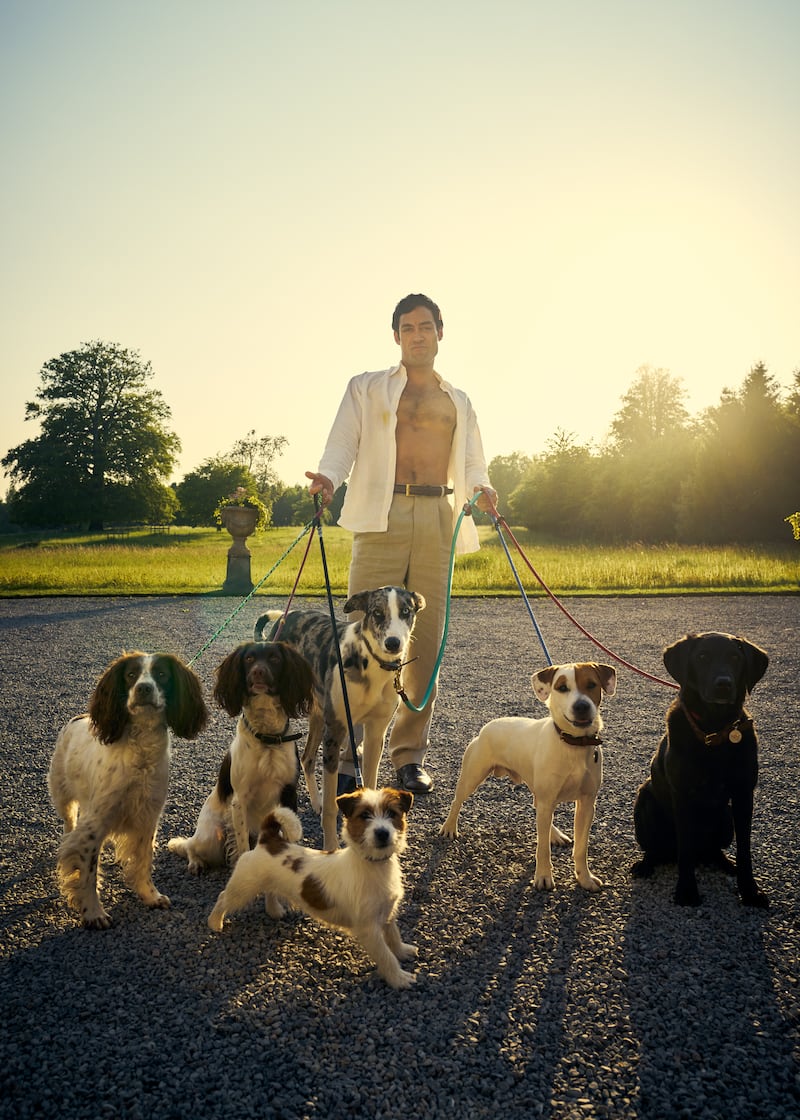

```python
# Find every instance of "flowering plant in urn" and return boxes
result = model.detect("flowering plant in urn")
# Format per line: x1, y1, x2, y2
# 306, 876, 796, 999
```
214, 487, 269, 532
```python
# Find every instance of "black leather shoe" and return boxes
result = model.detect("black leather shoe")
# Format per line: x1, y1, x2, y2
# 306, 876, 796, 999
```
395, 763, 434, 793
337, 772, 357, 797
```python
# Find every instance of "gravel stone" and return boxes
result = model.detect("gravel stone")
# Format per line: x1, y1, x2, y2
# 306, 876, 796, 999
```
1, 593, 798, 1119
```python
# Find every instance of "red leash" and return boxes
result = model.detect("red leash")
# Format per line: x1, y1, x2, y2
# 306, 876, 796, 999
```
270, 506, 323, 640
489, 508, 679, 691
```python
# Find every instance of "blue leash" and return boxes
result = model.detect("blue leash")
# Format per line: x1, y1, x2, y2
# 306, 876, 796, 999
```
489, 513, 553, 665
395, 493, 552, 712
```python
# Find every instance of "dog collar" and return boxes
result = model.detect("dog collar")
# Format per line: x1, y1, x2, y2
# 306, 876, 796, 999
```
680, 702, 753, 747
555, 724, 603, 748
241, 712, 303, 746
361, 633, 404, 673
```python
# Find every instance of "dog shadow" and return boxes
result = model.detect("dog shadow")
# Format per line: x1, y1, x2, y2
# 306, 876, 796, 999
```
396, 820, 618, 1112
623, 868, 798, 1115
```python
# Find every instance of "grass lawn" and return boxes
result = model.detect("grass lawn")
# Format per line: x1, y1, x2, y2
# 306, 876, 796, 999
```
0, 524, 797, 597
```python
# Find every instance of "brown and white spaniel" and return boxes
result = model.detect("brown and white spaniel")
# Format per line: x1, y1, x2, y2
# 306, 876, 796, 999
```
168, 641, 315, 873
48, 651, 208, 928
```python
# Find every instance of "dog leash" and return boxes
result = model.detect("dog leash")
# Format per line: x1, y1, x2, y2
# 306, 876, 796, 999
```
269, 510, 322, 642
487, 509, 553, 665
313, 496, 364, 787
188, 519, 319, 666
393, 491, 486, 713
484, 501, 679, 692
394, 490, 553, 712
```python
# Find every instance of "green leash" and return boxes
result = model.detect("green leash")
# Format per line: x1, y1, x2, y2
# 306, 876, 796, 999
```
395, 492, 483, 712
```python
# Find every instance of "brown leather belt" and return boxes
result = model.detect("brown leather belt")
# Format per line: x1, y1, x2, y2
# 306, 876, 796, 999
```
393, 484, 454, 497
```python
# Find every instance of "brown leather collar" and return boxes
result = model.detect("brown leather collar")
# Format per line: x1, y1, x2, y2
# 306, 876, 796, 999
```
679, 701, 753, 746
554, 722, 603, 748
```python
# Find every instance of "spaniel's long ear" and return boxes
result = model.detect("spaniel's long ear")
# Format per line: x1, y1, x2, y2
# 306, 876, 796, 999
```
277, 644, 317, 719
89, 653, 139, 745
213, 646, 247, 716
162, 656, 208, 739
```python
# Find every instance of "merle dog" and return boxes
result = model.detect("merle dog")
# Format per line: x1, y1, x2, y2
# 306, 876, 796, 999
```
632, 631, 769, 907
254, 587, 425, 849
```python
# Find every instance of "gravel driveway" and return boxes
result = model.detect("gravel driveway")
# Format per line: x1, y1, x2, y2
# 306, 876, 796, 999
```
1, 593, 798, 1120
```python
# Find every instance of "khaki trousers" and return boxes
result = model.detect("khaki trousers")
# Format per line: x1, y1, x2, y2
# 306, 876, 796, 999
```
347, 493, 452, 771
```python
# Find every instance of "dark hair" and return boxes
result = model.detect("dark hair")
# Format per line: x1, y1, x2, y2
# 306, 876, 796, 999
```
391, 293, 443, 332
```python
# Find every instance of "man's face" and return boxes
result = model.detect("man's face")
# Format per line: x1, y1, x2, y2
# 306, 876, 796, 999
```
394, 306, 443, 369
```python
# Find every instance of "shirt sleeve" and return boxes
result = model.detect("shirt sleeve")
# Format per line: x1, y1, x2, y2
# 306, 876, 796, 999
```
317, 376, 364, 492
464, 396, 491, 491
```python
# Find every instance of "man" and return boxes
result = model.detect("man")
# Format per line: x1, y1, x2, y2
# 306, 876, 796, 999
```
306, 293, 496, 794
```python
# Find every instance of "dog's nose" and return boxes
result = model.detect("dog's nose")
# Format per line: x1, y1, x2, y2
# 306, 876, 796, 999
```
373, 827, 390, 847
573, 698, 591, 719
385, 637, 401, 654
712, 674, 735, 699
134, 681, 155, 698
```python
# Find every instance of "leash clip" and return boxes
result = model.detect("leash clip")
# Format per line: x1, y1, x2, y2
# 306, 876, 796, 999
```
393, 656, 418, 699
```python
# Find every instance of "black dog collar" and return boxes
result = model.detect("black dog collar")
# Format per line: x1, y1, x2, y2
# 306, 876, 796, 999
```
361, 632, 404, 673
241, 712, 302, 746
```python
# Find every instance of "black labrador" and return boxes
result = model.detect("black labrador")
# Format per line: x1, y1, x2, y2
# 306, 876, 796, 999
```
632, 631, 769, 907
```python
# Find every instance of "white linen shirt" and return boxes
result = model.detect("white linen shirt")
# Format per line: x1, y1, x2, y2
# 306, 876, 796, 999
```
317, 364, 491, 555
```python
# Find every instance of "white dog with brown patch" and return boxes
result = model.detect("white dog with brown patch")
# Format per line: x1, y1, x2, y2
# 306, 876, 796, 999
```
440, 662, 617, 891
208, 787, 417, 989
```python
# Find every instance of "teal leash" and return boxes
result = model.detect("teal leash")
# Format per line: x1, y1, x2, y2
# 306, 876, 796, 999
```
395, 492, 484, 713
188, 518, 317, 667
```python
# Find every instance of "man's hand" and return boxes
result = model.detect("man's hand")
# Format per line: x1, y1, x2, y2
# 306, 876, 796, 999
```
306, 471, 334, 506
473, 485, 498, 513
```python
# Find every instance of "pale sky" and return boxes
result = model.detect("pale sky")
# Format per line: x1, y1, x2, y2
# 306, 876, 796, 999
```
1, 0, 797, 493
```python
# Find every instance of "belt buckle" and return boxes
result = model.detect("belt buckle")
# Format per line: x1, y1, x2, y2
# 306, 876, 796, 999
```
405, 484, 413, 496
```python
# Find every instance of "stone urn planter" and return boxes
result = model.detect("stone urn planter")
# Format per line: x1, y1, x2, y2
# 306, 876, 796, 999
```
220, 506, 259, 594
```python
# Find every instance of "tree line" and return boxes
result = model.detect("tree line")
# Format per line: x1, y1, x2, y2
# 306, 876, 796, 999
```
2, 341, 798, 544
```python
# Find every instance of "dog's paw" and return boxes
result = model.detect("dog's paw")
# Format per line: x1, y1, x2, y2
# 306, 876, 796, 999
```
740, 886, 769, 909
577, 872, 603, 892
207, 904, 225, 932
83, 910, 113, 930
550, 824, 571, 847
438, 822, 459, 840
146, 892, 171, 910
534, 871, 555, 891
265, 893, 287, 919
674, 882, 701, 906
386, 969, 416, 990
397, 942, 418, 962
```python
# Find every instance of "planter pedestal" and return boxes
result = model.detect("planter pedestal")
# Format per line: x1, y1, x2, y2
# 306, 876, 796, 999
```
220, 507, 258, 594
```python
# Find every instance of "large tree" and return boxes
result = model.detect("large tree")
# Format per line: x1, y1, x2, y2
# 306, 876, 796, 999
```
3, 341, 180, 530
609, 365, 690, 451
175, 458, 259, 527
227, 430, 288, 491
678, 362, 800, 541
487, 452, 534, 518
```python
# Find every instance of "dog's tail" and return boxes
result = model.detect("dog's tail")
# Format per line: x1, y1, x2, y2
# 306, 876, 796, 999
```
253, 609, 283, 641
257, 806, 303, 850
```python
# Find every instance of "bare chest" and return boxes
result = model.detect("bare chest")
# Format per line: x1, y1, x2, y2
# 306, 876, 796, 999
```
396, 383, 456, 436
